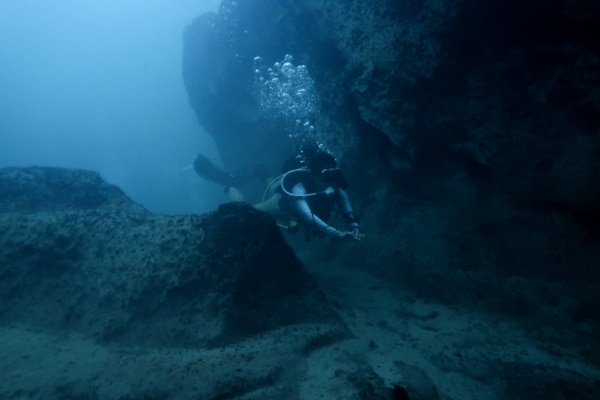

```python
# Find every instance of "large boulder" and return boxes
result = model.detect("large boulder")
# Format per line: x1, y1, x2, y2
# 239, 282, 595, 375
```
0, 166, 344, 347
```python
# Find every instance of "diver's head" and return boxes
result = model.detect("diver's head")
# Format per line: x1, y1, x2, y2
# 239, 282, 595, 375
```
309, 151, 337, 174
309, 151, 348, 188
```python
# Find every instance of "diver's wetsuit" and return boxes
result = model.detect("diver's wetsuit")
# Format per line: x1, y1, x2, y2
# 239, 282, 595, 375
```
194, 150, 359, 238
279, 180, 359, 238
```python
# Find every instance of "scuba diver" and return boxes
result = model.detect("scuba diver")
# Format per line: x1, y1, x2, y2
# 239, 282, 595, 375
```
193, 149, 363, 241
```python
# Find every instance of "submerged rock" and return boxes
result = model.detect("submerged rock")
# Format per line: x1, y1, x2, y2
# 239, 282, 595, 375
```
0, 166, 145, 214
0, 166, 344, 347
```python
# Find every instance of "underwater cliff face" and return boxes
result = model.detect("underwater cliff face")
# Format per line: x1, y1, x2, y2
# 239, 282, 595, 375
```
182, 0, 599, 326
184, 0, 599, 210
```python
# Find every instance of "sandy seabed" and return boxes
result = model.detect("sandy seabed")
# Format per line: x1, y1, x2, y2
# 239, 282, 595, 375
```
2, 254, 598, 400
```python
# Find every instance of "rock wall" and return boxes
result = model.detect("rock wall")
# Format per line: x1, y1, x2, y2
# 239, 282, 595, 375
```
182, 0, 600, 328
183, 0, 599, 203
0, 167, 343, 347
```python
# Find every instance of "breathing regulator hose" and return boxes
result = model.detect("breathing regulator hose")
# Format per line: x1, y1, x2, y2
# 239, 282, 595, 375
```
280, 168, 331, 199
261, 167, 335, 205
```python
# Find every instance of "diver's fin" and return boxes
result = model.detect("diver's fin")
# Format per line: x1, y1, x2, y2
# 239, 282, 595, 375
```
193, 153, 239, 187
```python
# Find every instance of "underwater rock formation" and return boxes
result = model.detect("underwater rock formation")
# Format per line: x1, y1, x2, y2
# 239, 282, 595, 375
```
0, 170, 597, 398
0, 167, 343, 347
183, 0, 600, 209
182, 0, 600, 339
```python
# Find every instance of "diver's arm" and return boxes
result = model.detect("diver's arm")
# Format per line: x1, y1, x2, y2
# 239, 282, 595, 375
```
335, 188, 359, 230
289, 183, 345, 238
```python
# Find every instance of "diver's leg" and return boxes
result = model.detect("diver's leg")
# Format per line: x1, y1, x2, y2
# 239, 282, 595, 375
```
228, 187, 245, 202
194, 153, 240, 187
254, 193, 284, 218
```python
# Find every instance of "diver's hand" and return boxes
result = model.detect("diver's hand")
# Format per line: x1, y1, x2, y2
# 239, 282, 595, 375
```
352, 227, 365, 240
341, 228, 364, 240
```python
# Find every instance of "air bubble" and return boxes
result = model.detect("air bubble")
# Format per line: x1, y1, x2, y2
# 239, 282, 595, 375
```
252, 54, 322, 151
281, 62, 295, 76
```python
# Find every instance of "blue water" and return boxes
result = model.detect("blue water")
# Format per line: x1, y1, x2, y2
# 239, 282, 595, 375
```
0, 0, 223, 214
